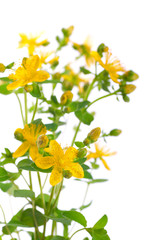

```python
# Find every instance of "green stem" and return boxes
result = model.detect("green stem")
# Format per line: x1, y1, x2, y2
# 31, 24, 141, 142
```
0, 204, 14, 239
24, 90, 28, 124
15, 93, 25, 126
37, 172, 46, 212
42, 173, 49, 189
82, 183, 90, 206
86, 89, 120, 110
69, 228, 85, 239
29, 171, 33, 190
71, 121, 81, 146
31, 98, 38, 122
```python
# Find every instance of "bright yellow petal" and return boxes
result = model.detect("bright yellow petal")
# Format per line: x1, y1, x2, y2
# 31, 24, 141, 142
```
100, 157, 110, 170
35, 156, 55, 169
65, 163, 84, 178
64, 147, 78, 163
87, 152, 98, 160
49, 167, 63, 186
7, 80, 24, 90
32, 70, 50, 82
13, 141, 30, 158
29, 145, 41, 161
24, 55, 40, 71
45, 140, 64, 160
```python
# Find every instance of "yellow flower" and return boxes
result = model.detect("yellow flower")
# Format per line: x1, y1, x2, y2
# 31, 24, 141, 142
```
60, 91, 73, 105
87, 143, 116, 170
72, 37, 94, 67
7, 55, 50, 90
0, 63, 5, 73
13, 123, 48, 161
91, 49, 126, 84
35, 140, 84, 186
19, 33, 48, 55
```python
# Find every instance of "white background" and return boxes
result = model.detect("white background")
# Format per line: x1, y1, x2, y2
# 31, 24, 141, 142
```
0, 0, 159, 239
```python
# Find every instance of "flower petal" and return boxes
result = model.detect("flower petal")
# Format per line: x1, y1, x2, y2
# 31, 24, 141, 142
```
13, 141, 30, 158
29, 145, 41, 161
64, 147, 78, 163
65, 163, 84, 178
44, 140, 64, 160
7, 80, 24, 91
35, 156, 55, 169
32, 70, 50, 82
100, 157, 110, 170
49, 167, 63, 186
24, 55, 40, 71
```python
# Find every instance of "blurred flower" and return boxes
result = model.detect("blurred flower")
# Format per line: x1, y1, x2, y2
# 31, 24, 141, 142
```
35, 140, 84, 186
7, 55, 50, 90
0, 63, 5, 73
87, 143, 116, 170
91, 48, 126, 84
60, 91, 73, 105
13, 123, 48, 161
72, 37, 95, 67
19, 33, 49, 55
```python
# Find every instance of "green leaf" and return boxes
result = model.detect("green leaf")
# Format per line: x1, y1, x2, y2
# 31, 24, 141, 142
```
75, 109, 94, 125
69, 101, 90, 112
80, 66, 91, 74
87, 179, 108, 185
17, 159, 36, 171
5, 62, 14, 69
47, 208, 71, 225
63, 210, 87, 227
35, 194, 55, 209
92, 228, 110, 240
45, 123, 58, 132
0, 77, 12, 82
0, 83, 12, 95
0, 167, 10, 182
93, 215, 108, 229
80, 201, 92, 211
83, 170, 93, 180
14, 190, 35, 200
75, 141, 85, 148
30, 83, 41, 98
0, 182, 13, 192
20, 208, 46, 227
0, 158, 15, 166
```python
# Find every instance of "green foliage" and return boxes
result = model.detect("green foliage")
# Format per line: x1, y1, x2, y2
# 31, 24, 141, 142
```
14, 189, 35, 200
0, 182, 13, 192
45, 123, 58, 132
80, 67, 91, 74
29, 83, 41, 98
63, 210, 87, 227
0, 83, 12, 95
75, 109, 94, 125
17, 159, 52, 173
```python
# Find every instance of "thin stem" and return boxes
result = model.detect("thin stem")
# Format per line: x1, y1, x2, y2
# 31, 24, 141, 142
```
24, 90, 28, 124
86, 89, 120, 110
69, 228, 85, 240
82, 183, 90, 206
20, 172, 30, 188
37, 172, 46, 212
71, 121, 81, 146
31, 98, 38, 122
42, 173, 49, 189
29, 171, 33, 190
15, 93, 25, 126
0, 204, 14, 239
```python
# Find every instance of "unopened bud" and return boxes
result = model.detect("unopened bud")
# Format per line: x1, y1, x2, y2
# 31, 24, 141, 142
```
0, 63, 6, 73
109, 129, 122, 136
37, 135, 49, 148
63, 170, 72, 179
83, 127, 101, 145
87, 127, 101, 142
60, 91, 73, 105
77, 148, 87, 158
124, 84, 136, 94
67, 25, 74, 36
124, 70, 139, 81
14, 128, 24, 141
24, 85, 33, 92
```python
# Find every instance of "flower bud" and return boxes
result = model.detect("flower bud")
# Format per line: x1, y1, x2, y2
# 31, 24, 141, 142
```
123, 84, 136, 94
63, 170, 72, 179
14, 128, 24, 141
83, 127, 101, 145
77, 148, 87, 158
60, 91, 73, 105
37, 134, 49, 148
124, 70, 139, 81
0, 63, 6, 73
87, 127, 101, 142
109, 129, 122, 136
24, 85, 33, 92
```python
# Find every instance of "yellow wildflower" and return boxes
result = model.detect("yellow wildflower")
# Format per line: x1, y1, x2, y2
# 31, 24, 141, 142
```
73, 37, 94, 67
91, 48, 126, 84
60, 91, 73, 105
7, 55, 50, 90
13, 123, 48, 161
87, 143, 116, 170
35, 140, 84, 186
19, 33, 48, 55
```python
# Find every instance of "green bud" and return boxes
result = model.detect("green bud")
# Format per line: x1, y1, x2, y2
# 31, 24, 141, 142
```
14, 129, 24, 141
77, 148, 87, 158
63, 170, 72, 179
109, 129, 122, 136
